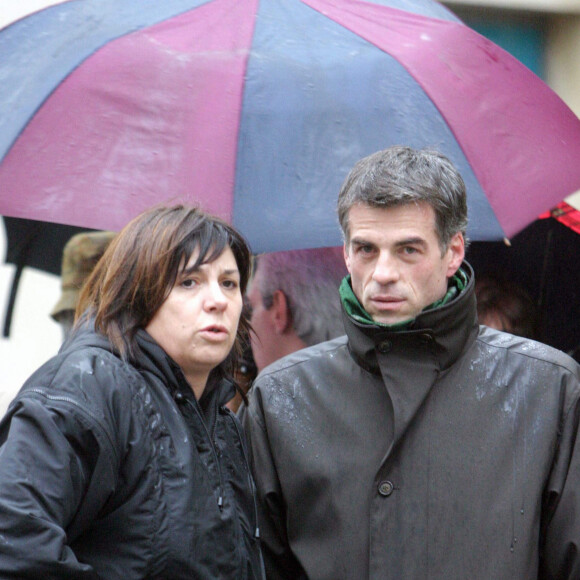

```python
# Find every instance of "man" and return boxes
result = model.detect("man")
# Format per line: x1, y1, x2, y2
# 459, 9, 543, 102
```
242, 146, 580, 579
246, 247, 347, 372
51, 230, 116, 341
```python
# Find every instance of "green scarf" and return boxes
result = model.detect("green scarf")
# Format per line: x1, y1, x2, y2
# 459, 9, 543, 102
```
339, 267, 468, 330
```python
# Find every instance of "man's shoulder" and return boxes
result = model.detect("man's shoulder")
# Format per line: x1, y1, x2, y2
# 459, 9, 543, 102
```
476, 326, 579, 374
243, 336, 349, 427
258, 335, 349, 379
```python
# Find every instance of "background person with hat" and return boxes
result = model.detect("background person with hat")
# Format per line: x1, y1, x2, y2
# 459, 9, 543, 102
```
51, 230, 116, 341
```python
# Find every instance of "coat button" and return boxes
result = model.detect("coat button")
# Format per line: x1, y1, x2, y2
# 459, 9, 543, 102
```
377, 340, 392, 354
378, 480, 394, 497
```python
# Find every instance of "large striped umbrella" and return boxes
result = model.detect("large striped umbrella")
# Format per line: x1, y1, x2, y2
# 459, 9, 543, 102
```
1, 0, 580, 252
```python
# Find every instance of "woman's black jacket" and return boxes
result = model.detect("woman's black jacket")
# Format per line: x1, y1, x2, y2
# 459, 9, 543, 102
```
0, 326, 264, 579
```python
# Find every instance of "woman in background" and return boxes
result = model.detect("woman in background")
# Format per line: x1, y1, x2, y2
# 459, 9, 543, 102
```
0, 205, 264, 579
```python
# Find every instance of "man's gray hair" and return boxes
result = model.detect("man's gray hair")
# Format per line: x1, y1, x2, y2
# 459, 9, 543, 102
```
337, 146, 469, 252
255, 247, 347, 346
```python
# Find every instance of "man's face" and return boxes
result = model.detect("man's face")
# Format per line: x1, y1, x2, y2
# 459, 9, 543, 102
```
245, 265, 278, 372
344, 203, 464, 325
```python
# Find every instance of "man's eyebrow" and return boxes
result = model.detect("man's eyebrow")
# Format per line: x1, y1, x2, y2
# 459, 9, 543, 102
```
350, 237, 373, 246
395, 237, 426, 247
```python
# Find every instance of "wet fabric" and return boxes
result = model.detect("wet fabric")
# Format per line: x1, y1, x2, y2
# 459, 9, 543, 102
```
242, 261, 580, 579
0, 326, 264, 579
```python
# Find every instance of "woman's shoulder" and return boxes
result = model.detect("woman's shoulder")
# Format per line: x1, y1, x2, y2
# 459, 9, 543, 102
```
12, 332, 142, 426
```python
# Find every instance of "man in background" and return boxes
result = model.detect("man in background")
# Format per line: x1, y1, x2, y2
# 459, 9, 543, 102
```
51, 231, 116, 341
245, 247, 347, 373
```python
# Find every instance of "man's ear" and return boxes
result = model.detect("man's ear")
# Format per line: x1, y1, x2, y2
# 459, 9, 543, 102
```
343, 243, 352, 274
446, 232, 465, 278
270, 290, 292, 334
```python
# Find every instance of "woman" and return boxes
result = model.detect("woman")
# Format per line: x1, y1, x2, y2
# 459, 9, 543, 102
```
0, 206, 264, 579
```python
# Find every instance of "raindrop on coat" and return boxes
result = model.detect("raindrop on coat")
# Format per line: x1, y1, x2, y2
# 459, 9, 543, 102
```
75, 359, 93, 375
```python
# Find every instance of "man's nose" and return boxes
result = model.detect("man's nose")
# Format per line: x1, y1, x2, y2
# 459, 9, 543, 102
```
372, 252, 399, 285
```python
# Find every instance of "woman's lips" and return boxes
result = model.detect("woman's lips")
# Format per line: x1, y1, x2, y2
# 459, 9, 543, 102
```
200, 324, 229, 340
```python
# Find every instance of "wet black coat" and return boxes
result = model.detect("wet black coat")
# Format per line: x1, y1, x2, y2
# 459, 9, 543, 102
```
0, 327, 264, 579
242, 263, 580, 579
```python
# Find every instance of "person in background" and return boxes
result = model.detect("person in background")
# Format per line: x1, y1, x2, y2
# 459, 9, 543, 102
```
475, 274, 538, 339
245, 247, 347, 373
50, 230, 117, 341
242, 146, 580, 579
0, 205, 264, 579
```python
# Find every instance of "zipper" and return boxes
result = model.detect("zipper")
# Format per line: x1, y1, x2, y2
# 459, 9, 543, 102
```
224, 408, 261, 540
170, 359, 227, 511
179, 394, 226, 510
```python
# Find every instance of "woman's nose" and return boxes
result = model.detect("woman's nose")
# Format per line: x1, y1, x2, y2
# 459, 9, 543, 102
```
204, 283, 228, 311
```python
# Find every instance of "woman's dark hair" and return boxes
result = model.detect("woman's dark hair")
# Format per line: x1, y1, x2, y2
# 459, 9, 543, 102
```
77, 205, 252, 386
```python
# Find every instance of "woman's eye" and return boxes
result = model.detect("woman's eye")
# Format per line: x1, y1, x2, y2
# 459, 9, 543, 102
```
181, 279, 197, 288
222, 279, 239, 290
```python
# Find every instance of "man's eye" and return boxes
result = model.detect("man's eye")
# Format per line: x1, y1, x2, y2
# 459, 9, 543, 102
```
354, 244, 373, 254
403, 247, 418, 255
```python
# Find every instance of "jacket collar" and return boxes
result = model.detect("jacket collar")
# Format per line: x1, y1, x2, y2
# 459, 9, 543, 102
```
343, 261, 478, 375
343, 261, 479, 455
134, 329, 236, 408
64, 322, 235, 408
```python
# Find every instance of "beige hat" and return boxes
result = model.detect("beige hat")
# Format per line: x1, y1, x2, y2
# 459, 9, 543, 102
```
50, 231, 116, 321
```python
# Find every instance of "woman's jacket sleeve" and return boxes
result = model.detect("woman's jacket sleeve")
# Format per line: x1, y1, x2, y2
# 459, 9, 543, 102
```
0, 383, 119, 579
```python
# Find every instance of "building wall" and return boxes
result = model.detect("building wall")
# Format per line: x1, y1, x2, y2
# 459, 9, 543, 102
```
445, 0, 580, 13
546, 15, 580, 116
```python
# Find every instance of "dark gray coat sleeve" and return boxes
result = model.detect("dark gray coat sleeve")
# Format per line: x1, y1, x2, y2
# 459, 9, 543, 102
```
240, 385, 307, 580
0, 389, 118, 579
540, 366, 580, 580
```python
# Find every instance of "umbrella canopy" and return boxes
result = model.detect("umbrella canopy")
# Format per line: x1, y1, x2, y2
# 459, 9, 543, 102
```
467, 217, 580, 359
3, 217, 96, 277
1, 0, 580, 252
1, 216, 98, 336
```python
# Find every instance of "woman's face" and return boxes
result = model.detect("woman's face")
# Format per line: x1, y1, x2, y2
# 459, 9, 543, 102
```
145, 246, 243, 394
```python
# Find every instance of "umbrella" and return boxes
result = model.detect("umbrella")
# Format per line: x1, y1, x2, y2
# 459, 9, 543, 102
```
1, 216, 98, 336
3, 217, 96, 278
539, 200, 580, 236
1, 0, 580, 253
467, 217, 580, 359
